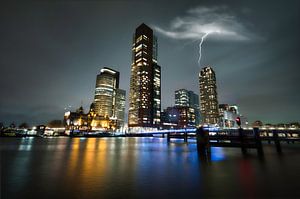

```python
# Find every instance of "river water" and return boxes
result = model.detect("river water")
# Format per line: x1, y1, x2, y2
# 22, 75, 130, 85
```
1, 137, 299, 198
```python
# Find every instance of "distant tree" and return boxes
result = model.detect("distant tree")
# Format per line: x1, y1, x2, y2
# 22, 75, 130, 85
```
19, 122, 29, 129
47, 120, 64, 128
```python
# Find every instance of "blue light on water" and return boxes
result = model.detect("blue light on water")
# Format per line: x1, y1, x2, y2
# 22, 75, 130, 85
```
210, 147, 226, 162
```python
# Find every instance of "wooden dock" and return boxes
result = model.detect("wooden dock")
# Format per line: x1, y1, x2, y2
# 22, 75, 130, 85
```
165, 127, 300, 155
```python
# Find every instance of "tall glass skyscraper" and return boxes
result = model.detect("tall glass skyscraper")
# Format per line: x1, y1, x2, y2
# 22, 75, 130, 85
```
199, 66, 219, 125
94, 67, 125, 128
128, 23, 161, 130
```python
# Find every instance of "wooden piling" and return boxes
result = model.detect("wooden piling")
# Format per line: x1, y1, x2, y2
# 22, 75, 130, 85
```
196, 127, 210, 154
167, 132, 170, 142
184, 131, 188, 142
254, 127, 263, 155
239, 128, 247, 154
273, 130, 282, 153
216, 131, 219, 143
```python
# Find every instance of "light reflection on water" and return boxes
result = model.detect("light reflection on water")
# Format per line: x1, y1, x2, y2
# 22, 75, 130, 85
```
1, 137, 300, 199
210, 147, 225, 162
18, 137, 33, 151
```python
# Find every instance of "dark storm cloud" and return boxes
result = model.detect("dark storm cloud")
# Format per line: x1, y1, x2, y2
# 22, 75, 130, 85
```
0, 0, 299, 125
154, 5, 255, 41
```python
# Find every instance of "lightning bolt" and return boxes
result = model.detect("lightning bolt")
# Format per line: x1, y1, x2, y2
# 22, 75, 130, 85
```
198, 32, 210, 67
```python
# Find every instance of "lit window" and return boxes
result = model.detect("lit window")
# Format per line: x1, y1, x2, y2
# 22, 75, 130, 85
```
136, 35, 143, 43
136, 44, 142, 52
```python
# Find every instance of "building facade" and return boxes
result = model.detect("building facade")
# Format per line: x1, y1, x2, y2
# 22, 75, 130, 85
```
115, 89, 126, 127
161, 106, 195, 129
219, 104, 249, 128
128, 23, 161, 130
199, 66, 219, 125
175, 89, 200, 126
93, 67, 125, 129
94, 67, 119, 118
175, 89, 189, 107
219, 104, 238, 128
64, 106, 113, 133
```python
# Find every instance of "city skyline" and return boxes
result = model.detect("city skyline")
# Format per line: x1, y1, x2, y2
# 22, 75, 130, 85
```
1, 0, 299, 125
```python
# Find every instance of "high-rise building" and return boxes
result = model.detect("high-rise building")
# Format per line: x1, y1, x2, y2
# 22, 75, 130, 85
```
115, 89, 126, 127
175, 89, 189, 106
94, 67, 119, 118
175, 89, 200, 126
94, 67, 125, 129
199, 66, 219, 125
128, 23, 161, 130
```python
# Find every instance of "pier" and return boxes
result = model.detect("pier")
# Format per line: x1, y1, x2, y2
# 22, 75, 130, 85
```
148, 127, 300, 155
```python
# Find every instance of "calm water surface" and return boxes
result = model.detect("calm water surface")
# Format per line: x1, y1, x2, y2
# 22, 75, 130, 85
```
1, 137, 300, 198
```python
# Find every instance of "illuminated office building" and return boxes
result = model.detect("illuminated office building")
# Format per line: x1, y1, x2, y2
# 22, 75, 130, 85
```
128, 23, 161, 130
94, 67, 125, 129
161, 106, 195, 129
175, 89, 189, 106
199, 66, 219, 125
175, 89, 200, 126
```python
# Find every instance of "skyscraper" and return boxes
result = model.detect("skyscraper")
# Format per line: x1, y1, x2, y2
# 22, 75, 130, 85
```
199, 66, 219, 125
94, 67, 119, 118
94, 67, 126, 128
128, 23, 161, 130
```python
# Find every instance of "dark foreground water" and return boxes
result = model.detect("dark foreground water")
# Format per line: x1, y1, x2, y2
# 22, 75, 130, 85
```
1, 137, 300, 199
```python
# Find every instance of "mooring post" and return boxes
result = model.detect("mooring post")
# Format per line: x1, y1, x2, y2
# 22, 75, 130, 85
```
204, 129, 210, 153
273, 130, 282, 153
167, 132, 170, 142
254, 127, 263, 155
286, 132, 290, 144
291, 132, 295, 144
196, 127, 210, 154
239, 127, 247, 154
184, 131, 188, 142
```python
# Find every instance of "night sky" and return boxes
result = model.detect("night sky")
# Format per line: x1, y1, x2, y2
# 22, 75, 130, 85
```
1, 0, 299, 126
